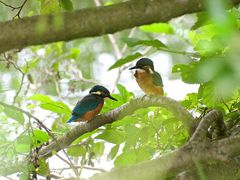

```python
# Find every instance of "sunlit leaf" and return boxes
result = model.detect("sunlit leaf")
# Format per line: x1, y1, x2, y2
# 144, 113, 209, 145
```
40, 0, 61, 14
40, 101, 71, 116
96, 129, 126, 144
92, 142, 105, 156
15, 143, 30, 153
123, 38, 167, 49
192, 12, 211, 30
198, 83, 219, 107
108, 53, 142, 70
29, 94, 52, 103
70, 48, 81, 59
108, 144, 119, 160
116, 84, 133, 103
136, 147, 152, 162
140, 23, 174, 34
33, 129, 50, 146
114, 150, 136, 167
67, 145, 86, 157
4, 107, 25, 124
59, 0, 73, 11
37, 159, 49, 176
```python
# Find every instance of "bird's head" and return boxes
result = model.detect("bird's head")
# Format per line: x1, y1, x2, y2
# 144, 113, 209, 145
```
129, 58, 154, 73
89, 85, 117, 101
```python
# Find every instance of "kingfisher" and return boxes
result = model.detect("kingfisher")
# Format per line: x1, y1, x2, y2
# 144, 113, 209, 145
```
67, 85, 117, 123
129, 58, 164, 96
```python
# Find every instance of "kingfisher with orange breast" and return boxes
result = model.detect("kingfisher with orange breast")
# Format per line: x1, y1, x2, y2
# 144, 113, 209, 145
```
129, 58, 164, 96
67, 85, 117, 123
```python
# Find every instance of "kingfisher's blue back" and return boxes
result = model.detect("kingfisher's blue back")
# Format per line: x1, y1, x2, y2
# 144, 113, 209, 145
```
67, 94, 104, 123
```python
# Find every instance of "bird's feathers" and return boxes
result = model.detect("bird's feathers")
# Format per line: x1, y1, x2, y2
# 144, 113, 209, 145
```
152, 72, 163, 87
67, 95, 103, 123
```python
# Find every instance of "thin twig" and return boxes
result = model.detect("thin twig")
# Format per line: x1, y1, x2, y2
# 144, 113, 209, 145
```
2, 53, 26, 104
56, 153, 80, 178
0, 101, 51, 132
0, 0, 17, 9
0, 0, 28, 18
54, 165, 106, 172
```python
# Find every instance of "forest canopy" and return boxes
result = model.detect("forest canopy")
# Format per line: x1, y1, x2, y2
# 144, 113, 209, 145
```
0, 0, 240, 179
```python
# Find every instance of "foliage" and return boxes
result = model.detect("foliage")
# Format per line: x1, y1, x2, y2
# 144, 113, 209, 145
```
0, 0, 240, 179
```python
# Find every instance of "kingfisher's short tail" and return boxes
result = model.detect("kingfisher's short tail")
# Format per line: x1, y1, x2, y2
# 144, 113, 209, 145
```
67, 115, 78, 123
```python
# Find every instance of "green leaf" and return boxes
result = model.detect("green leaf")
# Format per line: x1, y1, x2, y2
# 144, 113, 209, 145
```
33, 130, 50, 146
181, 93, 198, 109
116, 84, 133, 103
192, 12, 210, 30
139, 126, 155, 144
96, 129, 126, 144
114, 150, 136, 167
40, 0, 61, 14
198, 83, 219, 107
15, 143, 30, 153
4, 107, 25, 124
67, 145, 86, 157
40, 101, 71, 116
22, 58, 39, 73
10, 77, 20, 90
123, 38, 168, 49
30, 94, 71, 116
172, 63, 199, 84
29, 94, 52, 103
37, 159, 49, 176
59, 0, 73, 11
92, 142, 105, 156
70, 48, 80, 59
108, 145, 119, 160
140, 23, 174, 34
136, 147, 151, 162
108, 53, 142, 71
124, 125, 140, 148
20, 172, 29, 180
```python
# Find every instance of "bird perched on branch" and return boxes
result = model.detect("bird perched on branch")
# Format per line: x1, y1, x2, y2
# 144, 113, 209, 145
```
67, 85, 117, 123
129, 58, 164, 96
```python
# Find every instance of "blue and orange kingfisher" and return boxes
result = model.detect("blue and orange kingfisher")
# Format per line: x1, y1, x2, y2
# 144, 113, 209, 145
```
129, 58, 164, 96
67, 85, 117, 123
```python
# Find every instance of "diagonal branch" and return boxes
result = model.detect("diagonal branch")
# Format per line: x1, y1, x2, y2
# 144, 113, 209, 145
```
1, 0, 240, 53
38, 96, 195, 158
189, 110, 223, 142
0, 96, 194, 176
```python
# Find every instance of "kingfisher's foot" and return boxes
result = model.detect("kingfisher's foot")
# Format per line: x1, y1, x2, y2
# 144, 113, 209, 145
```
141, 95, 147, 101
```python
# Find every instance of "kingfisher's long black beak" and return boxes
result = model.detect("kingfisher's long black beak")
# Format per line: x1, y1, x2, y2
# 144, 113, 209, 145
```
108, 95, 118, 101
129, 66, 137, 70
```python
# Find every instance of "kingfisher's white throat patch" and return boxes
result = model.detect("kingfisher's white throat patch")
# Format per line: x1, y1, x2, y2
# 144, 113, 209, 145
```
91, 91, 102, 95
136, 69, 145, 73
148, 67, 154, 74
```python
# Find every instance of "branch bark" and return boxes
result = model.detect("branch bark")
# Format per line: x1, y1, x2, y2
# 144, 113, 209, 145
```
39, 96, 195, 158
1, 0, 240, 53
90, 110, 240, 180
0, 96, 194, 176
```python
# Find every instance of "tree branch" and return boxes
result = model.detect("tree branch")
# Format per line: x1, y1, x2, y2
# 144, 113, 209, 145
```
90, 134, 240, 180
189, 110, 222, 142
1, 0, 240, 53
38, 96, 195, 158
0, 96, 194, 176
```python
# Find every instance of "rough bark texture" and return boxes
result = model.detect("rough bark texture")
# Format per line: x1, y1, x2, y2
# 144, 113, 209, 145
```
0, 96, 194, 176
39, 96, 195, 159
1, 0, 240, 53
91, 110, 240, 180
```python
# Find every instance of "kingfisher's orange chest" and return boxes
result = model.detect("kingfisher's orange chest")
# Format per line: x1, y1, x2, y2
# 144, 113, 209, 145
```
77, 102, 104, 122
134, 70, 163, 96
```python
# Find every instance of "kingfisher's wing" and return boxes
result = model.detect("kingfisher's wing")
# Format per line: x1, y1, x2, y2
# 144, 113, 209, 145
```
67, 95, 101, 123
152, 71, 163, 87
72, 95, 101, 116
